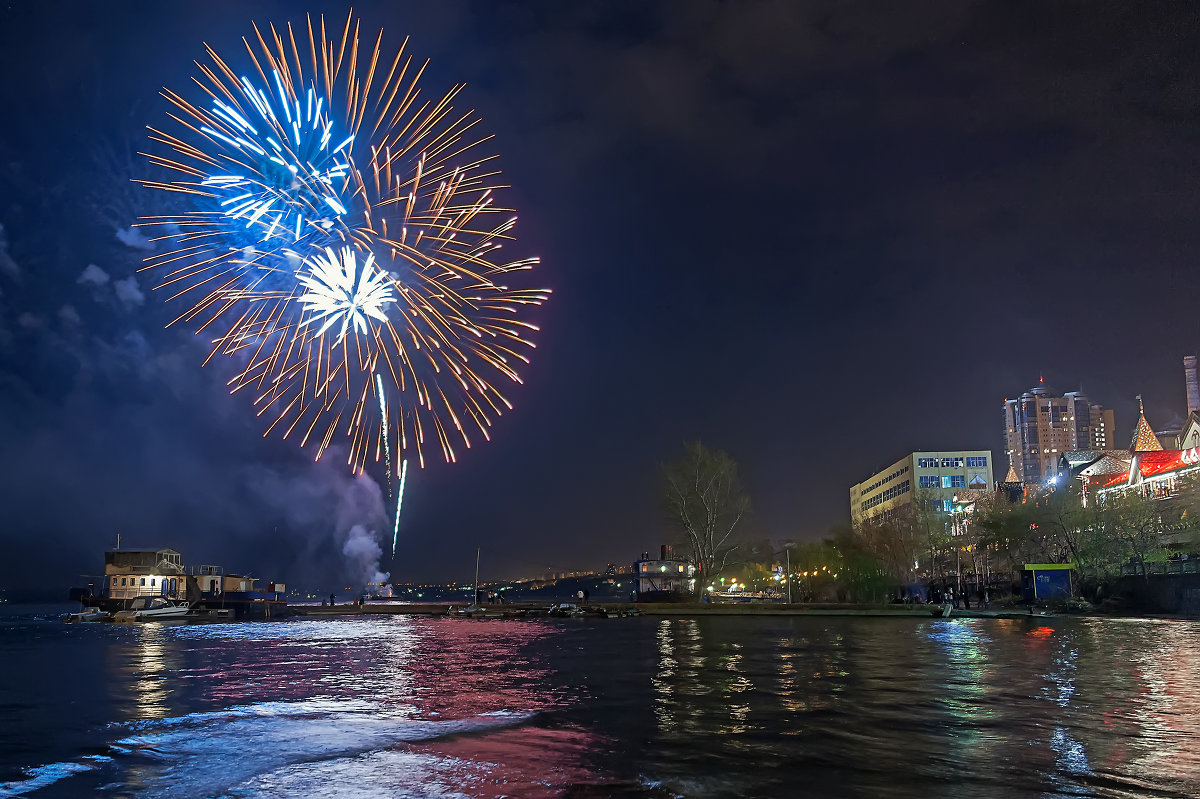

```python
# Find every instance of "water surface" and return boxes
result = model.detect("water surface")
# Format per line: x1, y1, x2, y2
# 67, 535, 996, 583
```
2, 605, 1198, 798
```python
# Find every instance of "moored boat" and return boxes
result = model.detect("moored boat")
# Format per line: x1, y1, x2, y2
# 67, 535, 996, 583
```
63, 608, 109, 623
112, 596, 191, 622
72, 546, 288, 620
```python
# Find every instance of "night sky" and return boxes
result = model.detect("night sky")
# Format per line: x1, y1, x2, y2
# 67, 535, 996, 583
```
4, 1, 1200, 594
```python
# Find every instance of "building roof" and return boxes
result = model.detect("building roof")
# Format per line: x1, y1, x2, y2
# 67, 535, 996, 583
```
1132, 449, 1200, 481
1131, 395, 1164, 452
1062, 450, 1105, 468
1079, 454, 1132, 477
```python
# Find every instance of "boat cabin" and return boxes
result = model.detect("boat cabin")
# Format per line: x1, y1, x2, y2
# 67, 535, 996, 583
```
104, 548, 186, 600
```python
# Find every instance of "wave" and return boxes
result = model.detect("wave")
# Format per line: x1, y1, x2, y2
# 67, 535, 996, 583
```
0, 755, 112, 797
2, 700, 531, 798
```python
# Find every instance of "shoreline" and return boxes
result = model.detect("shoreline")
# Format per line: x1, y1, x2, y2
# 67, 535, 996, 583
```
293, 601, 1060, 620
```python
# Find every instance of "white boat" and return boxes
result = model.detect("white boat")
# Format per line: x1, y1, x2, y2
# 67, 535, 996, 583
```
112, 597, 191, 622
548, 602, 584, 617
64, 608, 109, 623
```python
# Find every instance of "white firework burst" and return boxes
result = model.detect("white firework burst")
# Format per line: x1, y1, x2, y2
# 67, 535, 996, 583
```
297, 246, 396, 342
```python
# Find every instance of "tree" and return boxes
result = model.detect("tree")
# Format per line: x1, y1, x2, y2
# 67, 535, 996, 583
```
1027, 481, 1096, 569
910, 488, 950, 580
828, 525, 891, 603
662, 442, 750, 597
977, 497, 1037, 578
1100, 490, 1171, 580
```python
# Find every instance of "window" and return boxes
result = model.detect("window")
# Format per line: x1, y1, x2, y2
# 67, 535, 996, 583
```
919, 475, 939, 488
121, 578, 127, 586
940, 457, 964, 468
966, 456, 988, 468
917, 457, 939, 468
140, 578, 146, 586
112, 577, 117, 586
860, 480, 911, 512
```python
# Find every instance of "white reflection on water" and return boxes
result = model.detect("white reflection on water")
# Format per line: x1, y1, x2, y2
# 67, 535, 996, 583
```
720, 641, 752, 735
1123, 620, 1200, 784
924, 619, 991, 732
652, 619, 677, 733
133, 623, 170, 720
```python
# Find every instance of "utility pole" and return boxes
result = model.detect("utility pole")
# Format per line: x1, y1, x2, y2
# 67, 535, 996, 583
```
473, 546, 480, 607
786, 548, 793, 604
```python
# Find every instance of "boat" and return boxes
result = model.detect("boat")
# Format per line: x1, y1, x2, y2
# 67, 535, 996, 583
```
72, 545, 288, 620
63, 608, 109, 623
448, 547, 487, 618
548, 602, 584, 618
112, 597, 191, 622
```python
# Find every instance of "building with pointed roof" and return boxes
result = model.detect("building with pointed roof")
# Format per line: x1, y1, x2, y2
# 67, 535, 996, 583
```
1131, 395, 1164, 452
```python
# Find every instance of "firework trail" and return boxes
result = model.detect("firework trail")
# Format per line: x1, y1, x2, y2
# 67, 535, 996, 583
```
392, 459, 408, 558
375, 372, 393, 495
139, 12, 549, 482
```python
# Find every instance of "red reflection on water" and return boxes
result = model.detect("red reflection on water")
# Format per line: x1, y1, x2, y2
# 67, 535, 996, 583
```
406, 725, 600, 798
162, 618, 565, 719
1027, 626, 1054, 638
406, 618, 564, 718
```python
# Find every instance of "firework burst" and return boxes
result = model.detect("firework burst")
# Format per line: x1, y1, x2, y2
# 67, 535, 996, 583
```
297, 246, 395, 342
139, 12, 549, 476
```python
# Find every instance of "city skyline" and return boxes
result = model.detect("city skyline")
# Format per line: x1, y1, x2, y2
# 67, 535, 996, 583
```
5, 2, 1200, 592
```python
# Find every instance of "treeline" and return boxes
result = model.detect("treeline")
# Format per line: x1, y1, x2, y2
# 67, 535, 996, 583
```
661, 441, 1200, 603
748, 482, 1200, 603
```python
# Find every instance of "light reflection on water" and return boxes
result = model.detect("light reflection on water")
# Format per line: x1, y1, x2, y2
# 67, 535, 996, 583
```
2, 609, 1200, 798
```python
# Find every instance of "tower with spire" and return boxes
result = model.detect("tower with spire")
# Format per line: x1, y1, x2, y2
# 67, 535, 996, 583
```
1130, 395, 1164, 452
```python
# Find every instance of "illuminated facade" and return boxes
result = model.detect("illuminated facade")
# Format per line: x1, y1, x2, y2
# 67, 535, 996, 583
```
103, 548, 186, 601
850, 450, 994, 525
633, 546, 696, 601
1095, 447, 1200, 501
1003, 385, 1116, 484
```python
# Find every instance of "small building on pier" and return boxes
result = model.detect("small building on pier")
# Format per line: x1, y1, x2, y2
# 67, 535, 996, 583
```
633, 545, 696, 602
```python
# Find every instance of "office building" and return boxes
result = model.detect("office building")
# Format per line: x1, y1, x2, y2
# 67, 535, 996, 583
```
850, 450, 994, 526
1003, 384, 1116, 483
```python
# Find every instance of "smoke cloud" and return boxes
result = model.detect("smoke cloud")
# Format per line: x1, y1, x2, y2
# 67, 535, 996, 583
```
341, 524, 390, 588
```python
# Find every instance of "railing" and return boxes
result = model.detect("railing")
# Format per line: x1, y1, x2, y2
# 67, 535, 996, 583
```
107, 587, 185, 600
1119, 560, 1200, 577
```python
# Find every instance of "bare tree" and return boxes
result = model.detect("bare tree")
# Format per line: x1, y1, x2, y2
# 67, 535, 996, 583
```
1101, 490, 1172, 580
662, 442, 750, 596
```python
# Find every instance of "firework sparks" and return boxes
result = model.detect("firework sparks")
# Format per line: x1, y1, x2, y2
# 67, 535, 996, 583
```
139, 12, 550, 474
297, 246, 395, 343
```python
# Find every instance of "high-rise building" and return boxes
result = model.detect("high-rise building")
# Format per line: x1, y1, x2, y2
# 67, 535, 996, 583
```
1185, 356, 1199, 416
849, 450, 993, 526
1003, 384, 1116, 483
